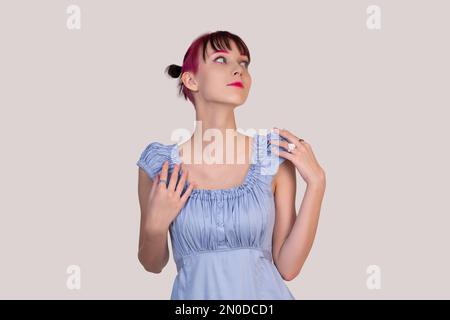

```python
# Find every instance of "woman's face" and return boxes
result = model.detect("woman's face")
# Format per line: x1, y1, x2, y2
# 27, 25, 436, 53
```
189, 40, 252, 107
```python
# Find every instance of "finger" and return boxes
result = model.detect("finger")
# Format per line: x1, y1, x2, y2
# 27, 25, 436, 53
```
159, 160, 169, 189
271, 145, 296, 162
270, 139, 297, 154
180, 181, 195, 203
270, 128, 291, 152
168, 163, 180, 191
150, 173, 160, 196
175, 164, 188, 196
274, 127, 302, 148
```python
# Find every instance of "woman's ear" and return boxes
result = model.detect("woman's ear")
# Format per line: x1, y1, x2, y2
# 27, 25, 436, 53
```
181, 71, 199, 92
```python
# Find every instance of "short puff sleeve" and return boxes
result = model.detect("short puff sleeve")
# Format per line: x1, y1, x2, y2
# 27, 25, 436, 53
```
257, 130, 290, 176
136, 142, 178, 180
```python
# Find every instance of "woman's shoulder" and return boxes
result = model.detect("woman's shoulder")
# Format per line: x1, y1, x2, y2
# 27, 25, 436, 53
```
253, 129, 290, 175
136, 140, 179, 180
253, 129, 289, 154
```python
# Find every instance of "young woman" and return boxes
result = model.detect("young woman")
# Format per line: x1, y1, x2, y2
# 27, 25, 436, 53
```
136, 31, 326, 299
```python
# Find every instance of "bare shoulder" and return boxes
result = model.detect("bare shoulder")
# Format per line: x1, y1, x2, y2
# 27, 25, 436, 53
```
272, 159, 296, 194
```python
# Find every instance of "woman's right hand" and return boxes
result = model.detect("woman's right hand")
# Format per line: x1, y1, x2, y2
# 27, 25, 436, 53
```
144, 160, 195, 232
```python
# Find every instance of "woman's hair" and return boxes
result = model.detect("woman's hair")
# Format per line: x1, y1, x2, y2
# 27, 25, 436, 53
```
165, 30, 251, 105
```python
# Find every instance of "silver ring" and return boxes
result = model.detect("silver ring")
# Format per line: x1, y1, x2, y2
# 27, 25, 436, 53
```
287, 143, 296, 153
159, 179, 167, 184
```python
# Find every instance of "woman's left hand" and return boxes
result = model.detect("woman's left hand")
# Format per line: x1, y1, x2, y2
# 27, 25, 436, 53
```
270, 127, 326, 186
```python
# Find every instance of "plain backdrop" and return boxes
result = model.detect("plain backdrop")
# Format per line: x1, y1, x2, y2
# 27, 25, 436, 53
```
0, 0, 449, 299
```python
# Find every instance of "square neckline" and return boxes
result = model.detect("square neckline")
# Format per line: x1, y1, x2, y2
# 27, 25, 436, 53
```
171, 134, 258, 196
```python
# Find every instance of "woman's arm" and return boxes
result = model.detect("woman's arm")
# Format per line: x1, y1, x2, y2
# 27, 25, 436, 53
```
270, 129, 326, 281
272, 161, 325, 280
272, 160, 326, 280
137, 161, 194, 273
137, 168, 170, 273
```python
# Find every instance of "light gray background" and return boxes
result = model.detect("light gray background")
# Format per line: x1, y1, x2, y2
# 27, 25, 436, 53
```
1, 0, 449, 299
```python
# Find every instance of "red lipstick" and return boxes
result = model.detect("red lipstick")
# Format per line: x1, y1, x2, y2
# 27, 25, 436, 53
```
227, 81, 244, 88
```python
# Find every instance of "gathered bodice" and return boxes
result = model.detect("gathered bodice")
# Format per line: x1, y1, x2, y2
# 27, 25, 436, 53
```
137, 130, 295, 299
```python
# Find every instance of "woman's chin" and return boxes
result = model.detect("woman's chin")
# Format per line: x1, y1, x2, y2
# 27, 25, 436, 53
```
223, 94, 247, 106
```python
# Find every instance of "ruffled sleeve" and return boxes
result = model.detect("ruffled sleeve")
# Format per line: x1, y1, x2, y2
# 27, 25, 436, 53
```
136, 142, 177, 180
267, 130, 290, 164
256, 130, 290, 176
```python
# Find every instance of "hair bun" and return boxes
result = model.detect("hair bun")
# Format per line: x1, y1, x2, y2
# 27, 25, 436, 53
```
165, 64, 182, 78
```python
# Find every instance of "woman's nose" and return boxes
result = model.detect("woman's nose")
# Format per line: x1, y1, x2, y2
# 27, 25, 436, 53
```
233, 67, 243, 76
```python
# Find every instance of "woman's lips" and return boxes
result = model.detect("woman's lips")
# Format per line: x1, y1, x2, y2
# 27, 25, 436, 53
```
227, 81, 244, 88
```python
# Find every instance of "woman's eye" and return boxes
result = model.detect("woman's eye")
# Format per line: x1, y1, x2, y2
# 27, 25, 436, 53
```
214, 56, 249, 68
215, 56, 226, 63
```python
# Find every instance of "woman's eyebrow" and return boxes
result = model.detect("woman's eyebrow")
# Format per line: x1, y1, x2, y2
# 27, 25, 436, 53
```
212, 49, 249, 59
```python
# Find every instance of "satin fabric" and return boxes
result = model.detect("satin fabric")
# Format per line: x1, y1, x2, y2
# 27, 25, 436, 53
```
137, 130, 295, 300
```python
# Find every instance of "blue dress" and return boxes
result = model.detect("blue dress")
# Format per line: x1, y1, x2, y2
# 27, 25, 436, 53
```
137, 130, 295, 300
